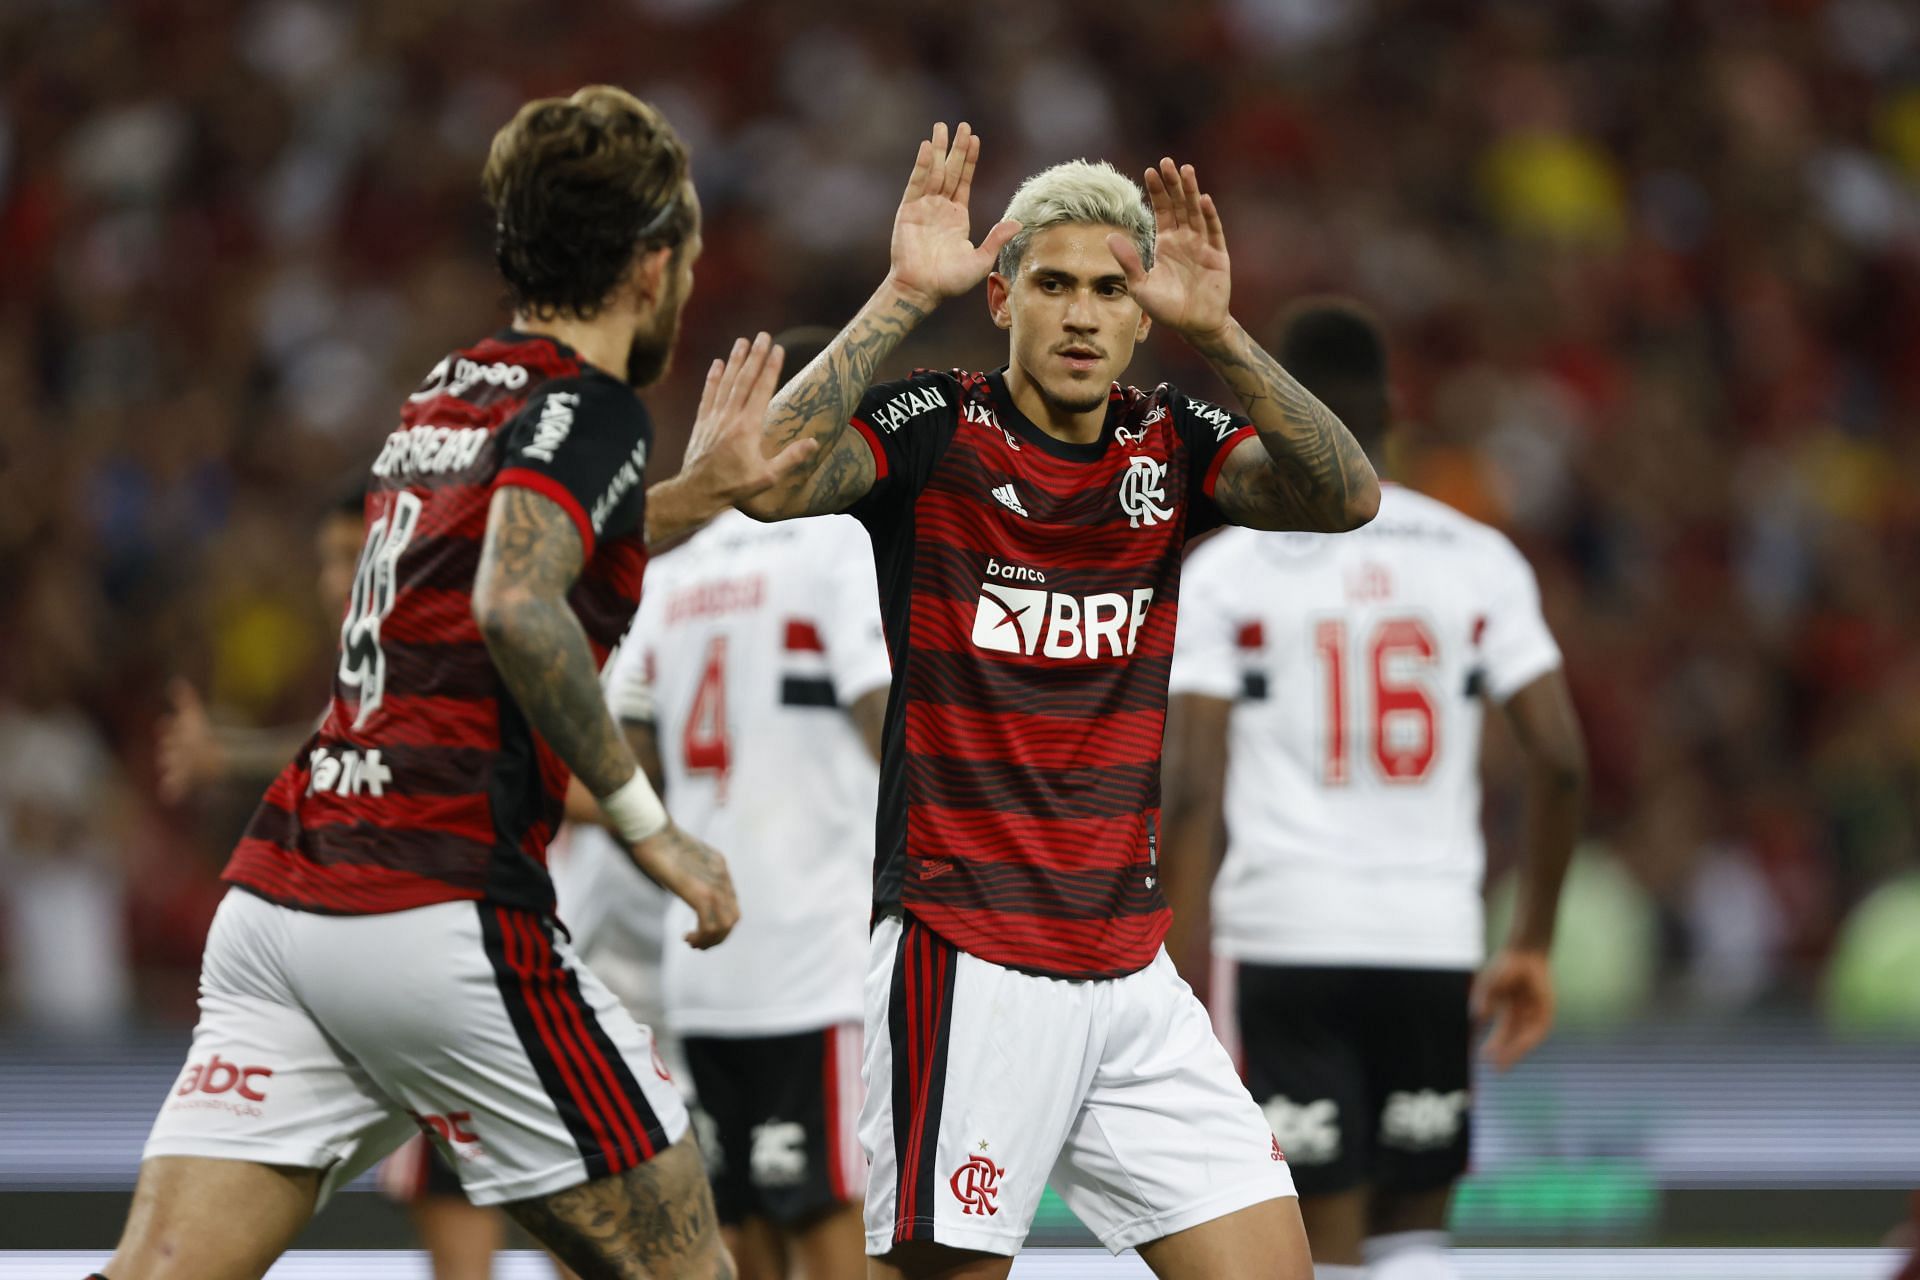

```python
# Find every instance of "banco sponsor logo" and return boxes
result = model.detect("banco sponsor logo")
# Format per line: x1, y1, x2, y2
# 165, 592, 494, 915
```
971, 559, 1152, 660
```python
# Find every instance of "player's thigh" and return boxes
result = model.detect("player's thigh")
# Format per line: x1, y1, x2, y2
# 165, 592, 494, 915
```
720, 1217, 786, 1280
502, 1128, 728, 1280
1234, 962, 1373, 1199
1297, 1187, 1370, 1266
1134, 1195, 1311, 1280
407, 1194, 507, 1280
127, 890, 411, 1277
1361, 968, 1474, 1197
867, 1239, 1013, 1280
861, 915, 1089, 1261
295, 901, 688, 1208
109, 1155, 320, 1280
1052, 951, 1297, 1256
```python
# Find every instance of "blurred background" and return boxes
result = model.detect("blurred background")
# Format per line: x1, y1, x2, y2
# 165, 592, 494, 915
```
1, 0, 1916, 1265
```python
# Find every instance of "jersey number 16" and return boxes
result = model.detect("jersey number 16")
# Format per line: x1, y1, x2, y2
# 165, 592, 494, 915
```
1312, 617, 1439, 785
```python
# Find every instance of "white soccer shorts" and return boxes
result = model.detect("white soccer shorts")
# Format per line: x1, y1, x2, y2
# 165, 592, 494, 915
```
860, 914, 1295, 1256
144, 889, 688, 1206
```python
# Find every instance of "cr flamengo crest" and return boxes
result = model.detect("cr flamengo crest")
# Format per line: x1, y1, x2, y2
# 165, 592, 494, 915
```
950, 1152, 1004, 1215
1119, 454, 1173, 529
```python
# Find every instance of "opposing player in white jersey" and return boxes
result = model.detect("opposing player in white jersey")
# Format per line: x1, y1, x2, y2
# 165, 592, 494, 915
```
612, 470, 889, 1280
1163, 302, 1587, 1280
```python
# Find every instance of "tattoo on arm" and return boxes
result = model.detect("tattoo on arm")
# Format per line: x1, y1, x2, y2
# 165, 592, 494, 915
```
1193, 322, 1379, 532
473, 487, 638, 798
502, 1134, 723, 1278
751, 288, 926, 518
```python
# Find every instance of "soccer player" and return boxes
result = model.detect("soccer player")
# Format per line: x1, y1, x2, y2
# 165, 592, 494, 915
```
1161, 302, 1588, 1280
741, 122, 1380, 1278
104, 86, 814, 1280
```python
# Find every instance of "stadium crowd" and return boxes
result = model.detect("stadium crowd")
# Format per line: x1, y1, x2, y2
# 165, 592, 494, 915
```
1, 0, 1916, 1031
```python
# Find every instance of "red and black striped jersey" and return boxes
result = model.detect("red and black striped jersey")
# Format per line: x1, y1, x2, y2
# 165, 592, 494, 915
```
224, 331, 653, 917
848, 368, 1256, 979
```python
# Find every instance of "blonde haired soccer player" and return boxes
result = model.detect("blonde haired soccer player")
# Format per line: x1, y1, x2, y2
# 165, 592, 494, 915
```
740, 123, 1380, 1279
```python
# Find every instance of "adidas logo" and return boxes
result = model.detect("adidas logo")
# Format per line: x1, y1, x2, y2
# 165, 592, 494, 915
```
990, 483, 1029, 518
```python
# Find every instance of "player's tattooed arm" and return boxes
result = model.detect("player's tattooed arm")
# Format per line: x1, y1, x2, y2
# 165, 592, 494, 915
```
472, 486, 640, 798
503, 1132, 725, 1278
743, 121, 1017, 521
1105, 156, 1378, 532
741, 288, 918, 519
1196, 319, 1380, 533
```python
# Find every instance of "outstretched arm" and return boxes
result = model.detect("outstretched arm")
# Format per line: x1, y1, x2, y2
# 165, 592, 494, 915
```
1109, 159, 1379, 533
741, 122, 1019, 521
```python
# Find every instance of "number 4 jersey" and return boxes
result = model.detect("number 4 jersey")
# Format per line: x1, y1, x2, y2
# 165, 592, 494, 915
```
1168, 484, 1563, 969
224, 331, 653, 917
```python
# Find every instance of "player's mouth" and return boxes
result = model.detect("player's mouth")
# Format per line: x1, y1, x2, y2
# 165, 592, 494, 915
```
1056, 345, 1104, 373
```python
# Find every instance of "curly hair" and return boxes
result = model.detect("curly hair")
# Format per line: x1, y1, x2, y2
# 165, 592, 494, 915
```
482, 86, 694, 321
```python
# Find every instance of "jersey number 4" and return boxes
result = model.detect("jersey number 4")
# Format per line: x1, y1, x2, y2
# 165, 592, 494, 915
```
338, 491, 422, 731
683, 635, 732, 796
1313, 617, 1439, 784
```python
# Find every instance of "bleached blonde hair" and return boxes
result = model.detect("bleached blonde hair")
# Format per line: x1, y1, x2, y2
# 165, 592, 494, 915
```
995, 159, 1155, 278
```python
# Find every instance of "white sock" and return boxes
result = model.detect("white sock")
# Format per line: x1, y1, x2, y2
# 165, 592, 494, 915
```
1365, 1230, 1458, 1280
1314, 1266, 1369, 1280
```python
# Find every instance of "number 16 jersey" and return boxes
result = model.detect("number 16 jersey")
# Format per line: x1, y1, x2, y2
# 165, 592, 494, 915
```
1168, 484, 1563, 969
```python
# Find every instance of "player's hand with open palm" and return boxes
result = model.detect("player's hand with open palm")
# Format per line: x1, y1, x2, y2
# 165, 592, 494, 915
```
887, 122, 1020, 311
1109, 158, 1233, 341
1474, 947, 1557, 1071
682, 332, 812, 504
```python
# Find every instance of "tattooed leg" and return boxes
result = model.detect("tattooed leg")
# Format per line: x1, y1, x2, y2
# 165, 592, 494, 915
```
502, 1132, 733, 1280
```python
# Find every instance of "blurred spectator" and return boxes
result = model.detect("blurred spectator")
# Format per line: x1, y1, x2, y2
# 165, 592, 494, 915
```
1, 0, 1916, 1025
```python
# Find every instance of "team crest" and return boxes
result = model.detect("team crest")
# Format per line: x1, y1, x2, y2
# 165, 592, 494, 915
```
1118, 454, 1173, 529
950, 1151, 1004, 1215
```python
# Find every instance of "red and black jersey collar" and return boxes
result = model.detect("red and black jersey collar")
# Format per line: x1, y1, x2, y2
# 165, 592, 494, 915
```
985, 368, 1124, 463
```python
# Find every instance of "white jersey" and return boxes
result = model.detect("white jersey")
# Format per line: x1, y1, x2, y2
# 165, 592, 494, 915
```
618, 510, 889, 1036
1168, 485, 1562, 969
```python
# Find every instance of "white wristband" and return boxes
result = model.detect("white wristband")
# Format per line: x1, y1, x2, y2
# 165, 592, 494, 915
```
600, 769, 669, 845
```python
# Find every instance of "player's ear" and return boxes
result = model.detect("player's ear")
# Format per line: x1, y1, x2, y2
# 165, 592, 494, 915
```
629, 243, 674, 308
1134, 309, 1152, 343
987, 272, 1013, 331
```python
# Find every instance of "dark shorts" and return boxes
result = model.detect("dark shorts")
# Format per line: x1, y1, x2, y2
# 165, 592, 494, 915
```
1223, 963, 1472, 1198
683, 1023, 863, 1228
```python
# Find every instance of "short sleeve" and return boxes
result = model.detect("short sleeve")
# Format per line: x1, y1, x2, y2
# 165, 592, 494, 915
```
815, 518, 892, 705
846, 371, 963, 533
496, 374, 654, 557
1168, 536, 1244, 700
1170, 387, 1258, 539
1476, 533, 1562, 702
604, 605, 658, 725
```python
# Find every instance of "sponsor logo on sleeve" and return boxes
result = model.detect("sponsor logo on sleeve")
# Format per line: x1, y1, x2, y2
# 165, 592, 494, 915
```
408, 356, 530, 402
870, 382, 948, 432
590, 437, 651, 535
521, 391, 578, 463
1186, 396, 1240, 442
306, 746, 392, 798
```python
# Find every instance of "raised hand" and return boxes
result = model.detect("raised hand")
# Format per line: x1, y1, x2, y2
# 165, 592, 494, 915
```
1107, 158, 1232, 340
888, 122, 1020, 310
650, 332, 820, 543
